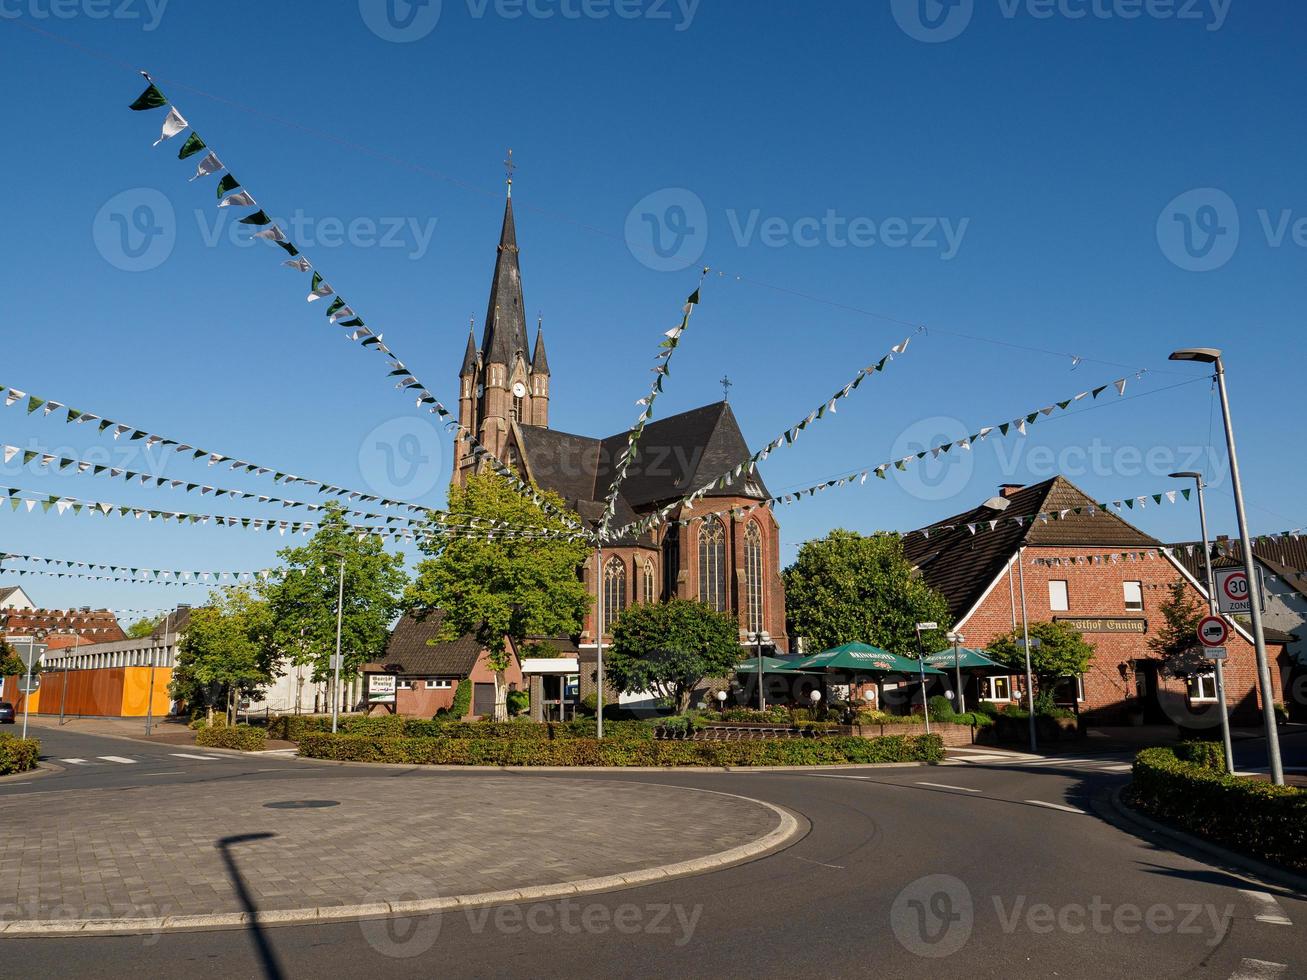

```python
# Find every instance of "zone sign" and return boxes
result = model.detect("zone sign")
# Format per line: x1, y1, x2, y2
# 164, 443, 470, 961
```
1214, 567, 1259, 615
1197, 615, 1228, 648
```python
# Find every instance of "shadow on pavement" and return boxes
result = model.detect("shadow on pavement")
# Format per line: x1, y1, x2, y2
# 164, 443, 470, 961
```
216, 832, 285, 980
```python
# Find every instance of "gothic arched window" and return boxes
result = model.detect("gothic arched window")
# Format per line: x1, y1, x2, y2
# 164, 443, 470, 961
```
642, 559, 656, 604
745, 521, 764, 635
602, 556, 627, 634
661, 525, 680, 601
698, 518, 727, 612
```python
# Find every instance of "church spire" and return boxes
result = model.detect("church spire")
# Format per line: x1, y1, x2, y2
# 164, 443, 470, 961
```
479, 183, 528, 369
460, 319, 478, 378
532, 315, 550, 375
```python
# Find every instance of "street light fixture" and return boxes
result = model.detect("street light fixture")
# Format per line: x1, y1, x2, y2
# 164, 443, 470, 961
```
749, 630, 771, 711
947, 631, 966, 714
1169, 348, 1284, 785
1169, 470, 1235, 773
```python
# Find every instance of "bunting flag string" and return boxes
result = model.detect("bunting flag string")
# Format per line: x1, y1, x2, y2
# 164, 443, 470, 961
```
0, 550, 279, 584
906, 488, 1193, 540
0, 382, 427, 513
618, 334, 919, 540
126, 73, 588, 540
598, 277, 705, 541
0, 442, 430, 527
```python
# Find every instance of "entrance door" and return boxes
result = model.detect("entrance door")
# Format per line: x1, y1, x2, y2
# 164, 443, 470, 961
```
1132, 661, 1167, 723
472, 682, 495, 718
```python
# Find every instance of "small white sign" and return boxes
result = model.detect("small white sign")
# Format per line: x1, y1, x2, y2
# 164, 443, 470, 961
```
367, 674, 397, 704
916, 622, 939, 631
1214, 567, 1261, 615
1203, 646, 1228, 662
328, 654, 344, 670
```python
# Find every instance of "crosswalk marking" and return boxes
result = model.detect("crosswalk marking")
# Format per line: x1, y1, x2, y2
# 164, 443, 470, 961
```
1239, 889, 1293, 926
1229, 959, 1288, 980
60, 758, 89, 765
1025, 799, 1086, 815
97, 756, 137, 765
170, 753, 223, 761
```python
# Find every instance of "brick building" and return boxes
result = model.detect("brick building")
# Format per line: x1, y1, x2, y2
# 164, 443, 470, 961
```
449, 187, 788, 654
903, 477, 1286, 726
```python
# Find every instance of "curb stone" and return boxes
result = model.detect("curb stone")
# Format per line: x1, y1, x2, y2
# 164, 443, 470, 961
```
0, 789, 802, 937
1103, 784, 1307, 898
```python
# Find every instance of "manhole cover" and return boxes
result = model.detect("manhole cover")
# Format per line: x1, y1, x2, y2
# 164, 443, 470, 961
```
263, 800, 340, 810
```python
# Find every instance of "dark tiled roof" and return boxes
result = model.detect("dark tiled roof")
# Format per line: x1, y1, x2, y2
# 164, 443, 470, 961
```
150, 606, 193, 638
1171, 538, 1307, 601
903, 476, 1162, 621
372, 611, 484, 676
0, 587, 22, 605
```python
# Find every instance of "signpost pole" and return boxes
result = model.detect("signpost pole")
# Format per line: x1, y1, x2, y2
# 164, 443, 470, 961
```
20, 635, 34, 740
1015, 548, 1038, 754
914, 623, 935, 735
1189, 475, 1235, 774
331, 556, 345, 735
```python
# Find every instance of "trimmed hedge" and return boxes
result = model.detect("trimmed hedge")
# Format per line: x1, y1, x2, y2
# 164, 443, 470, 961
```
1176, 740, 1225, 771
268, 714, 661, 743
0, 735, 39, 774
195, 724, 267, 752
298, 732, 944, 767
1132, 747, 1307, 871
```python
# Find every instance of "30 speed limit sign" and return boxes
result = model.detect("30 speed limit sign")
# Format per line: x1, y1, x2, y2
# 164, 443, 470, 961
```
1214, 567, 1260, 615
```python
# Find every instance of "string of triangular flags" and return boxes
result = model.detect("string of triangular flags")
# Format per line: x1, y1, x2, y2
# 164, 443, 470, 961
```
909, 488, 1194, 540
0, 383, 425, 513
127, 73, 587, 540
598, 277, 705, 541
0, 565, 265, 588
619, 334, 918, 539
0, 550, 277, 583
0, 442, 429, 527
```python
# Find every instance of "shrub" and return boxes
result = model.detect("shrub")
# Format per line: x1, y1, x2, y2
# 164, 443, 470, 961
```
928, 695, 954, 718
506, 689, 529, 717
1176, 740, 1226, 771
195, 724, 267, 752
1132, 747, 1307, 870
975, 701, 1001, 718
298, 732, 945, 767
451, 678, 473, 718
0, 734, 39, 774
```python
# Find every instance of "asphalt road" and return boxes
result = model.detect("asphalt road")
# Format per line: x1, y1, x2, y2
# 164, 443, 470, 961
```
5, 727, 1305, 979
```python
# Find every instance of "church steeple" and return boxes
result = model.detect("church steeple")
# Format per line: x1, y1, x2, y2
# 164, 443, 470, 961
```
532, 317, 550, 375
459, 322, 478, 378
479, 193, 529, 368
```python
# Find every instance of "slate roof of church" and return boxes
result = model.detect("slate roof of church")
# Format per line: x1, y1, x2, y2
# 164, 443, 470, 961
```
902, 476, 1162, 621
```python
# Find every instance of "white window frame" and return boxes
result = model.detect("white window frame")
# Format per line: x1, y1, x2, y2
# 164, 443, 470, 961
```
397, 679, 414, 690
1187, 672, 1218, 702
1123, 580, 1144, 612
983, 676, 1013, 701
426, 679, 452, 689
1048, 580, 1069, 612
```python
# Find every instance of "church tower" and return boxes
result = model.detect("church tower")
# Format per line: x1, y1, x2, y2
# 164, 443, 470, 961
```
453, 157, 550, 486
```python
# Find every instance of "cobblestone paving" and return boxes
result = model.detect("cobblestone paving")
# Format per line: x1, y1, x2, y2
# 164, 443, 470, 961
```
0, 774, 779, 922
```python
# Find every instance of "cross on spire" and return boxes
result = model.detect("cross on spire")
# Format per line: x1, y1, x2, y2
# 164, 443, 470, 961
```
504, 148, 515, 197
720, 374, 733, 401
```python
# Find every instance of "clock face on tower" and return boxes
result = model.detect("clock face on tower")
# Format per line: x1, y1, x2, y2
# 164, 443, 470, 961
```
512, 381, 527, 398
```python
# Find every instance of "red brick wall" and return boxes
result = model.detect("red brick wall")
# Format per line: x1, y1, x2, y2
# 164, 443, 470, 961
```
959, 547, 1272, 726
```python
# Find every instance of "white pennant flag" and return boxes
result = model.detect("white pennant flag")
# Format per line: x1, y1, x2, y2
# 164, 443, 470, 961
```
253, 225, 287, 242
153, 107, 189, 146
1114, 378, 1128, 396
190, 151, 224, 180
283, 257, 312, 272
2, 446, 16, 463
218, 191, 257, 209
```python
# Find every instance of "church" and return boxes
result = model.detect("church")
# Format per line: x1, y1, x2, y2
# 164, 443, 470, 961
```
450, 185, 789, 656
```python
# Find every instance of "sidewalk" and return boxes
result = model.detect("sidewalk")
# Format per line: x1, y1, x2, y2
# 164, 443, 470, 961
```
21, 716, 296, 751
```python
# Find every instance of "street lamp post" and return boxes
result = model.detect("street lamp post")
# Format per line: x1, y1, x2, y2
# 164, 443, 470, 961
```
914, 622, 935, 735
331, 555, 345, 735
947, 631, 966, 714
1015, 547, 1038, 753
19, 629, 46, 740
1170, 348, 1284, 785
751, 630, 770, 711
594, 545, 605, 740
1170, 470, 1235, 774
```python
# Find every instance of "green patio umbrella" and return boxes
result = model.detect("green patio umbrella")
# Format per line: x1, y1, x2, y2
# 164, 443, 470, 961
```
921, 648, 1010, 672
739, 655, 818, 675
792, 642, 945, 675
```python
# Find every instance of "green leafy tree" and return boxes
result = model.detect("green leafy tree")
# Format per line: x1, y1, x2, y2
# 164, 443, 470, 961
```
608, 598, 743, 713
126, 617, 158, 639
783, 530, 953, 655
170, 587, 277, 724
1, 637, 42, 678
405, 472, 591, 721
988, 620, 1096, 696
1149, 579, 1209, 677
262, 501, 409, 698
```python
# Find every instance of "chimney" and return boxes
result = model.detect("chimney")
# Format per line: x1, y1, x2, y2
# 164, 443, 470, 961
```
999, 483, 1025, 499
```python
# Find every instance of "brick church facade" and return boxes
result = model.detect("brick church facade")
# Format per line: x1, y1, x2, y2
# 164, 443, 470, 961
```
451, 189, 788, 654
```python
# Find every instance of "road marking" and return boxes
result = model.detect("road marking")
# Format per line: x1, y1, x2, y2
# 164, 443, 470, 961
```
1025, 800, 1086, 814
170, 753, 223, 761
140, 770, 184, 776
1098, 763, 1132, 772
60, 758, 89, 765
803, 773, 871, 781
1239, 889, 1293, 926
97, 756, 137, 765
1229, 959, 1288, 980
916, 782, 982, 793
790, 854, 846, 870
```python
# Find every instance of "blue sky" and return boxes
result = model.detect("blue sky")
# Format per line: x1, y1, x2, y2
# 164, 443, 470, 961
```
1, 1, 1304, 615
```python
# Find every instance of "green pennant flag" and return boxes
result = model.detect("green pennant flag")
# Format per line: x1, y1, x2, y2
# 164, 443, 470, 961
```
1181, 488, 1191, 500
687, 288, 701, 305
216, 173, 240, 199
875, 356, 888, 371
240, 210, 272, 226
1152, 494, 1163, 505
1025, 412, 1039, 424
275, 240, 300, 258
1092, 386, 1107, 399
129, 84, 167, 111
66, 408, 82, 422
1124, 499, 1134, 508
98, 419, 113, 432
177, 132, 206, 159
1057, 400, 1071, 410
894, 460, 907, 471
338, 318, 364, 328
26, 396, 44, 414
326, 297, 346, 316
999, 422, 1010, 436
22, 451, 35, 465
130, 430, 146, 441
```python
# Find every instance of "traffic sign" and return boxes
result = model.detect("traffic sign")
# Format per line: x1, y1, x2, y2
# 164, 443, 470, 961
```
1197, 615, 1229, 648
1203, 646, 1228, 662
1214, 566, 1261, 615
17, 676, 39, 694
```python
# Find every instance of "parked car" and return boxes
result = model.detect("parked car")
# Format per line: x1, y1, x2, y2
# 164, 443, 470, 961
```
0, 702, 15, 724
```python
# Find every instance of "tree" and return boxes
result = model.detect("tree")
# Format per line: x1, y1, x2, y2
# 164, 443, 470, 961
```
988, 620, 1096, 696
126, 618, 158, 639
783, 530, 953, 655
1149, 579, 1209, 677
405, 472, 591, 721
1, 637, 42, 679
261, 501, 409, 700
608, 598, 743, 713
170, 587, 277, 723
